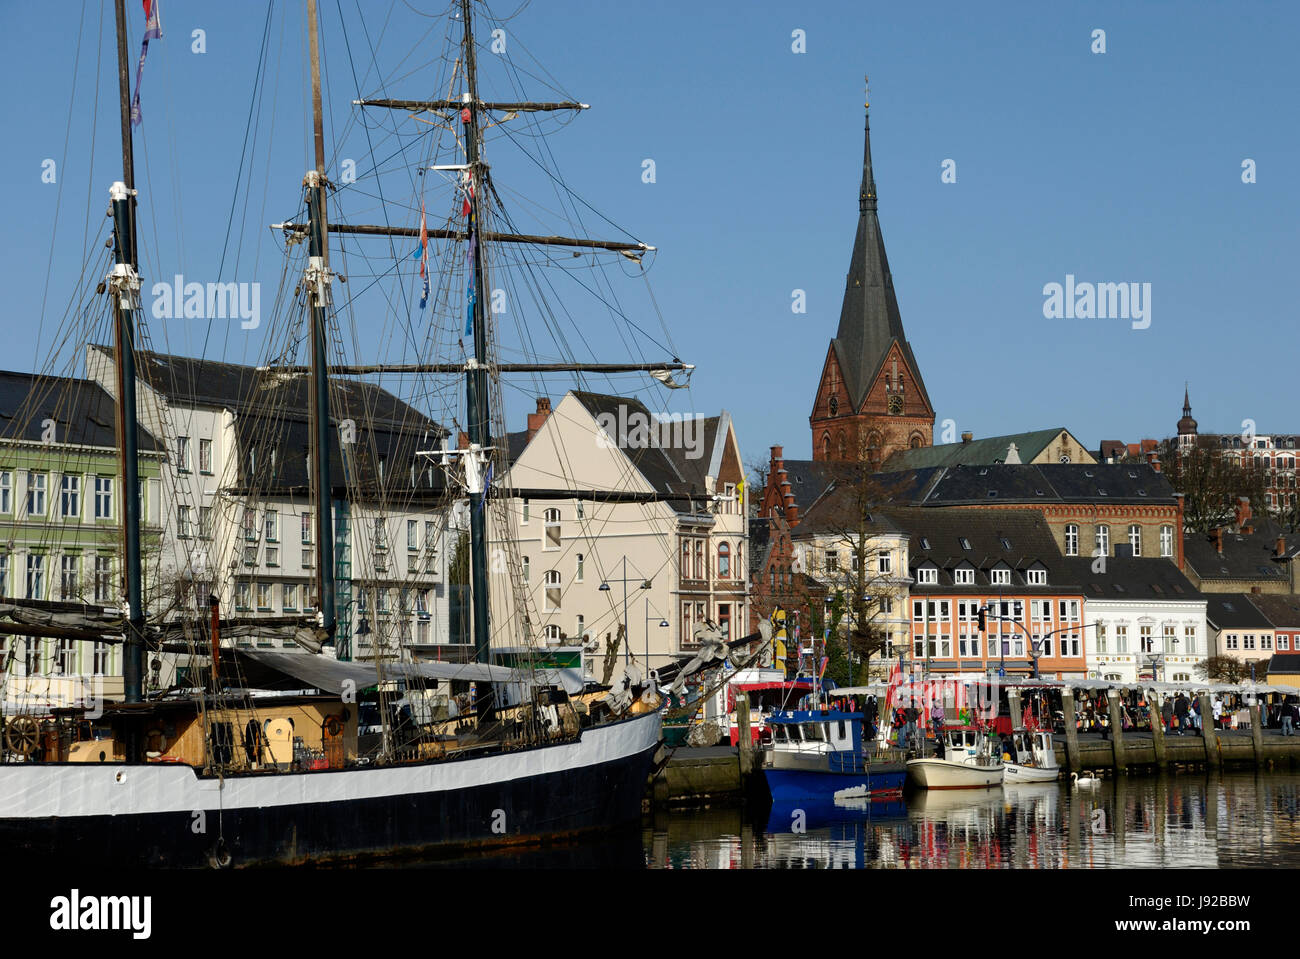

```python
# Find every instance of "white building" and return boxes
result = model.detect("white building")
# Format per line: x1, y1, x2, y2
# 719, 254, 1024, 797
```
491, 392, 747, 678
1062, 555, 1208, 684
86, 346, 466, 673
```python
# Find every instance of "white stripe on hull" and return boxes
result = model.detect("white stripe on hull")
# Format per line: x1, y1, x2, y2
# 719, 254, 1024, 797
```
0, 713, 661, 820
906, 758, 1004, 790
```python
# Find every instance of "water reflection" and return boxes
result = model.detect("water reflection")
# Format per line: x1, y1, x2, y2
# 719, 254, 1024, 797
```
642, 771, 1300, 869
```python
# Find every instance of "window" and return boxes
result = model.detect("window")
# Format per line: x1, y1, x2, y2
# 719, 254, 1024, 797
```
1027, 568, 1047, 585
1164, 624, 1176, 652
545, 570, 561, 611
407, 520, 418, 551
576, 553, 585, 583
1226, 634, 1239, 650
301, 513, 312, 544
424, 520, 436, 549
243, 508, 256, 541
1128, 525, 1142, 557
954, 567, 974, 585
302, 548, 314, 569
544, 624, 562, 643
717, 603, 731, 641
544, 508, 561, 549
266, 546, 279, 567
92, 642, 108, 675
199, 438, 212, 473
93, 556, 112, 603
28, 472, 47, 516
990, 567, 1011, 585
1064, 524, 1078, 556
1243, 634, 1256, 650
917, 567, 938, 585
283, 583, 298, 611
522, 556, 530, 584
235, 582, 251, 611
373, 518, 387, 551
1182, 626, 1195, 655
256, 582, 272, 610
1059, 600, 1079, 621
825, 550, 839, 572
199, 506, 213, 539
60, 475, 80, 518
522, 500, 530, 524
244, 546, 257, 567
1095, 525, 1109, 555
1140, 625, 1154, 654
59, 555, 79, 601
1160, 525, 1174, 558
878, 551, 892, 574
177, 436, 191, 472
576, 614, 586, 640
695, 540, 706, 580
1116, 625, 1128, 653
265, 510, 279, 543
0, 471, 10, 513
177, 506, 192, 538
1279, 635, 1291, 652
1061, 633, 1080, 657
1096, 623, 1107, 654
681, 541, 691, 578
958, 537, 971, 550
1262, 635, 1273, 650
26, 554, 44, 599
0, 553, 7, 595
718, 542, 731, 578
94, 477, 113, 519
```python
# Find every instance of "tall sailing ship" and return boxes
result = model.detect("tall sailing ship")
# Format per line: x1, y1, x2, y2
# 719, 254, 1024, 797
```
0, 0, 728, 866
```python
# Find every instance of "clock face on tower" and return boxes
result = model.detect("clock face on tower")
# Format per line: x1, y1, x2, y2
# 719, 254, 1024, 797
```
887, 394, 903, 415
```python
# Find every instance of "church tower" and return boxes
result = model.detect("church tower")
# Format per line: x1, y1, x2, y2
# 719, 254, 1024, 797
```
810, 89, 934, 466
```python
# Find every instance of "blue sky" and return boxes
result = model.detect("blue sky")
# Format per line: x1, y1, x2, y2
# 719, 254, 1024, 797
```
3, 1, 1297, 469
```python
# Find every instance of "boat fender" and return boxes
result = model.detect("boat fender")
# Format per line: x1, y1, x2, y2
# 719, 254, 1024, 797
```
210, 838, 232, 870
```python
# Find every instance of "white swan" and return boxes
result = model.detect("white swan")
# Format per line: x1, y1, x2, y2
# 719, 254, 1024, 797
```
1070, 771, 1100, 788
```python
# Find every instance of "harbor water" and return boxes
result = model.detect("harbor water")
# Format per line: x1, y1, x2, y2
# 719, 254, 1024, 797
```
641, 770, 1300, 869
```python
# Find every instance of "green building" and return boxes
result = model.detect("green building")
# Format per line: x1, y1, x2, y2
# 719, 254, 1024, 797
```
0, 371, 163, 710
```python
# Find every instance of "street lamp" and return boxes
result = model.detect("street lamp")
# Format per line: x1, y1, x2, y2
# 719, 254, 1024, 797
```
599, 557, 651, 665
644, 597, 669, 671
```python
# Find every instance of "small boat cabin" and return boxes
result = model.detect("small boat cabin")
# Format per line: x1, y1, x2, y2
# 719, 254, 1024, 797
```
765, 709, 862, 754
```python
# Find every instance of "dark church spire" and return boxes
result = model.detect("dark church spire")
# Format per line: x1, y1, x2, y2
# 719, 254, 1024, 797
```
830, 86, 931, 414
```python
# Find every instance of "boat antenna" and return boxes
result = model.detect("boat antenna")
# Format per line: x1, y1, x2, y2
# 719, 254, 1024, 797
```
109, 0, 146, 707
305, 0, 338, 650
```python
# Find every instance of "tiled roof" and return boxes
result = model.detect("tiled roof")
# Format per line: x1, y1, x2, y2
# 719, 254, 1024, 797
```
1183, 519, 1295, 582
1250, 593, 1300, 629
0, 370, 161, 451
881, 428, 1079, 471
1204, 594, 1274, 630
883, 463, 1178, 507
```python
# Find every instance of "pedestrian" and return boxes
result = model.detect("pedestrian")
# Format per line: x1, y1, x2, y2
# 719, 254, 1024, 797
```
931, 698, 946, 740
1284, 699, 1296, 737
1161, 697, 1174, 734
1173, 693, 1189, 736
1212, 695, 1223, 729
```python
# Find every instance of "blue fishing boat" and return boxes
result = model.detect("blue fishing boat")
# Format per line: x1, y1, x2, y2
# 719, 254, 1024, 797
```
762, 708, 907, 801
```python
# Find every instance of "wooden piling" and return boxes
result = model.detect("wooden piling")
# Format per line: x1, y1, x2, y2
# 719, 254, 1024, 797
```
736, 696, 753, 778
1108, 694, 1127, 772
1150, 690, 1168, 768
1250, 702, 1264, 766
1061, 690, 1082, 772
1008, 690, 1022, 730
1199, 694, 1220, 769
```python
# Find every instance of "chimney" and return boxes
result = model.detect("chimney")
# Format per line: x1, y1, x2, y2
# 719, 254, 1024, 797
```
961, 432, 973, 445
1149, 454, 1161, 473
1213, 527, 1223, 554
1277, 536, 1287, 559
783, 491, 799, 527
1235, 496, 1252, 531
526, 397, 552, 442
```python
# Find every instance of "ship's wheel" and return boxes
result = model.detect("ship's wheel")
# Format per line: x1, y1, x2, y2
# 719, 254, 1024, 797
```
4, 716, 41, 756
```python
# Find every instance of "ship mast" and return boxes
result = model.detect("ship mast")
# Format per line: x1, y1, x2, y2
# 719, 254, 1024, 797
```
305, 0, 338, 651
459, 0, 493, 685
109, 0, 146, 705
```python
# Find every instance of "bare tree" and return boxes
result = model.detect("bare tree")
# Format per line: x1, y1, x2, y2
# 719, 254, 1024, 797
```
1196, 654, 1249, 684
1161, 437, 1269, 534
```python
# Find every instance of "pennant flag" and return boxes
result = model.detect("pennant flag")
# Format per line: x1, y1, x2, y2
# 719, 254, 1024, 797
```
411, 204, 430, 309
129, 0, 163, 127
735, 478, 744, 511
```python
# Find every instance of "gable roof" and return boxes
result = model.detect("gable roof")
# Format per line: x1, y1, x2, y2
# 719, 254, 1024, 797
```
887, 507, 1065, 590
1204, 594, 1274, 630
1057, 555, 1201, 603
1183, 518, 1295, 582
882, 427, 1088, 471
885, 463, 1178, 507
1250, 593, 1300, 630
831, 106, 931, 414
0, 370, 160, 451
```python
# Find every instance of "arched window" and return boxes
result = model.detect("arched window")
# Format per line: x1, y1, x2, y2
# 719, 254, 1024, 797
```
1064, 524, 1079, 556
544, 569, 561, 612
543, 624, 562, 642
543, 508, 561, 549
821, 432, 830, 459
717, 542, 731, 578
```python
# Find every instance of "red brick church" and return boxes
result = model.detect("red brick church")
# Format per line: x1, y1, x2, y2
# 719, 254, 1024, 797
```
809, 98, 933, 467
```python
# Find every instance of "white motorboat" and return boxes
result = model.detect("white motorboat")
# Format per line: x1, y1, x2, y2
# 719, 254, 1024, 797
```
1002, 728, 1061, 784
906, 726, 1004, 790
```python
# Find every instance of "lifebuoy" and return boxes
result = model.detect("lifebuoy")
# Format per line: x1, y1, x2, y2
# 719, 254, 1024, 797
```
323, 714, 344, 738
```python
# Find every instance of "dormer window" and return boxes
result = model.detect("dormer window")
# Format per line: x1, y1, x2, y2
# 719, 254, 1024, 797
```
1027, 568, 1047, 586
990, 567, 1011, 586
916, 567, 938, 585
954, 567, 975, 585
